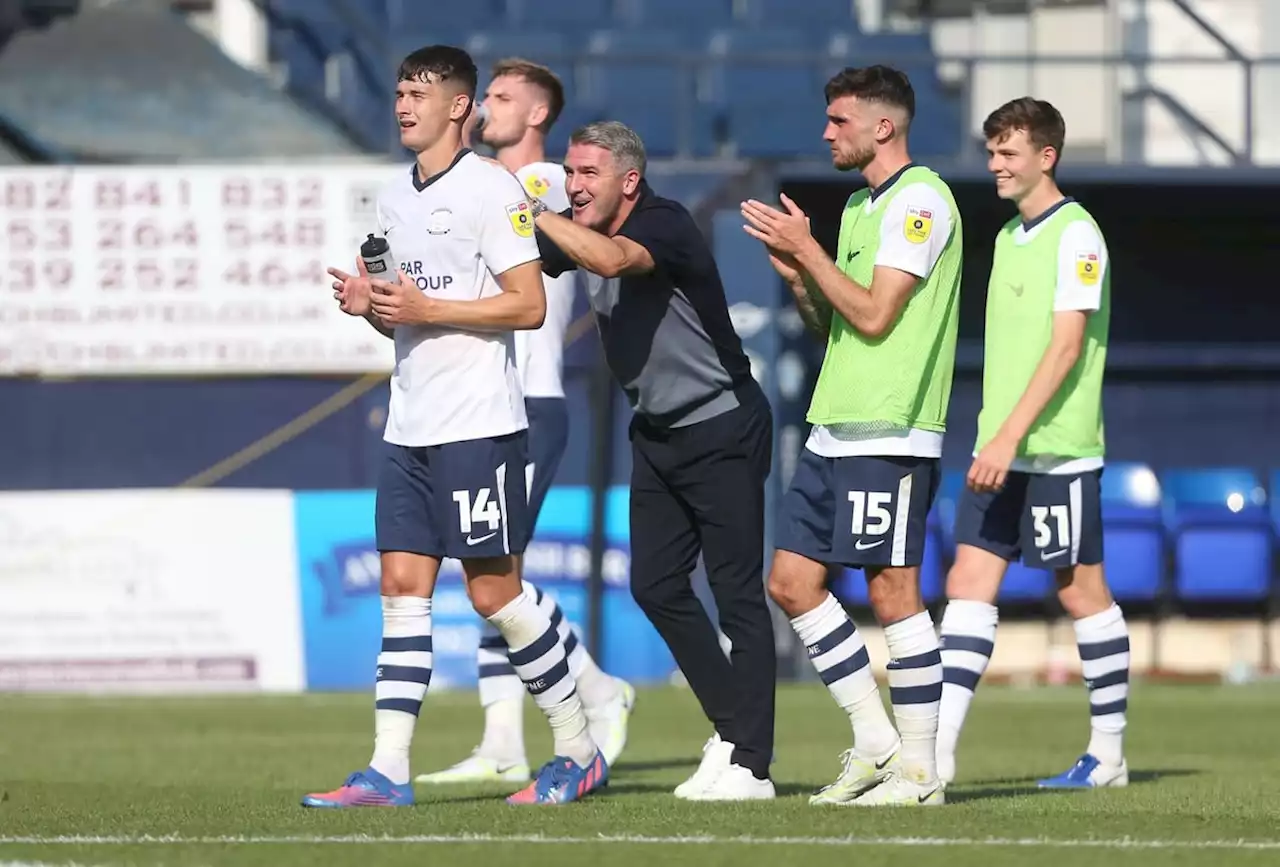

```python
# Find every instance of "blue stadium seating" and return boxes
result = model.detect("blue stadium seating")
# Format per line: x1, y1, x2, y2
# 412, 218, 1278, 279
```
745, 0, 859, 30
703, 29, 831, 157
508, 0, 614, 31
390, 0, 503, 33
577, 29, 713, 157
1162, 469, 1272, 603
466, 31, 574, 87
1100, 463, 1165, 602
621, 0, 737, 28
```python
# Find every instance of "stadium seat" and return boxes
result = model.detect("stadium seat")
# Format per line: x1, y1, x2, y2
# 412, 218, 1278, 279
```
465, 31, 573, 91
507, 0, 615, 31
745, 0, 859, 30
1099, 463, 1165, 602
390, 0, 504, 33
621, 0, 737, 28
703, 29, 831, 157
1163, 468, 1272, 603
577, 29, 713, 157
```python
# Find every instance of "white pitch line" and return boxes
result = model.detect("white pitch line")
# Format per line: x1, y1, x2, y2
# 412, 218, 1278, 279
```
1, 835, 1279, 850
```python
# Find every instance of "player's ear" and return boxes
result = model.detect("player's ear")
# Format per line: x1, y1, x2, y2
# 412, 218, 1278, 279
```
450, 92, 473, 123
1041, 145, 1058, 174
527, 101, 549, 132
875, 115, 895, 145
622, 169, 641, 196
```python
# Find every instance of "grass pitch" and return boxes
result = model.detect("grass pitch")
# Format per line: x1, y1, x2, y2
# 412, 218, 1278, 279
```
1, 682, 1278, 866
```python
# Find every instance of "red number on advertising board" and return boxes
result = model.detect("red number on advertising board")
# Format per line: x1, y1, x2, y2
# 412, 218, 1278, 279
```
296, 219, 324, 247
297, 177, 323, 209
137, 259, 164, 291
99, 259, 124, 291
46, 259, 73, 290
223, 178, 251, 208
7, 220, 35, 252
98, 218, 123, 249
174, 258, 198, 291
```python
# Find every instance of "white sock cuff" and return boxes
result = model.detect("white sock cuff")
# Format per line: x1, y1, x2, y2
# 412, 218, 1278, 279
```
487, 591, 545, 649
382, 595, 431, 616
884, 611, 938, 660
1074, 602, 1126, 639
789, 593, 846, 647
941, 599, 999, 633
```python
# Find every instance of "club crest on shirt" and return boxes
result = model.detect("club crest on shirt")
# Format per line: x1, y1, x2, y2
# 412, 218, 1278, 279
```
524, 174, 550, 198
1075, 251, 1100, 285
506, 200, 534, 238
904, 205, 933, 244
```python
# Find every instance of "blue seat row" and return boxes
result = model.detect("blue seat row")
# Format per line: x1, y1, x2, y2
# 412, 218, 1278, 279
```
384, 0, 864, 33
830, 465, 1279, 609
266, 0, 956, 158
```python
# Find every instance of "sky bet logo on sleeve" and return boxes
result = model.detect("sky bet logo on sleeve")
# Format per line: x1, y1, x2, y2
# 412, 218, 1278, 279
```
1076, 251, 1100, 286
506, 200, 534, 238
904, 205, 933, 244
398, 260, 454, 292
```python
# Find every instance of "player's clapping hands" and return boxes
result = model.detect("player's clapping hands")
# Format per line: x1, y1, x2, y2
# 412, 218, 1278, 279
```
741, 193, 818, 259
369, 270, 434, 326
328, 259, 374, 317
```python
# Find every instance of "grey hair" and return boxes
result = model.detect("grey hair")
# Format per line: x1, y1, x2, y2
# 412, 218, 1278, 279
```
569, 120, 647, 176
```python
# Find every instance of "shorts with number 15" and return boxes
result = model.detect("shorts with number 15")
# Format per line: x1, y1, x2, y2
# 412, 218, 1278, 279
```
775, 451, 940, 569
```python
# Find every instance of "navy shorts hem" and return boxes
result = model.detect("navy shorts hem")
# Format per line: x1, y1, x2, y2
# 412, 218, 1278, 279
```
775, 451, 940, 570
375, 433, 532, 561
954, 469, 1104, 569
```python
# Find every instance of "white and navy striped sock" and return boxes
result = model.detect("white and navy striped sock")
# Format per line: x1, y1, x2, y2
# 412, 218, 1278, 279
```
370, 595, 432, 785
884, 611, 943, 783
937, 599, 999, 766
527, 581, 619, 711
1075, 603, 1130, 766
791, 593, 899, 759
490, 591, 597, 768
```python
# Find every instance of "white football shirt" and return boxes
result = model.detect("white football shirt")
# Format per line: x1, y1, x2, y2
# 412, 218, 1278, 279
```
513, 161, 575, 399
807, 180, 955, 459
375, 150, 541, 447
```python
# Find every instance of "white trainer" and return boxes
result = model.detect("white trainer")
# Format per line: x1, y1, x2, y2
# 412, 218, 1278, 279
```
673, 734, 734, 799
587, 679, 637, 767
414, 752, 531, 785
809, 744, 901, 805
685, 763, 776, 801
850, 769, 945, 807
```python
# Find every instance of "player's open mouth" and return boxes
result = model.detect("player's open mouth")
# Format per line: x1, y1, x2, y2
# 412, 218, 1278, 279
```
572, 198, 590, 212
399, 119, 415, 129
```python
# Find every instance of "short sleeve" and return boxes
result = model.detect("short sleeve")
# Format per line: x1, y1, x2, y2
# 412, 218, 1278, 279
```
477, 170, 541, 277
875, 183, 954, 279
537, 210, 578, 278
1054, 220, 1107, 312
518, 164, 570, 213
615, 201, 697, 277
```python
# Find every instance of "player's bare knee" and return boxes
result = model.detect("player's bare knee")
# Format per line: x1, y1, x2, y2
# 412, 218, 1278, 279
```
867, 566, 923, 624
767, 551, 827, 617
1055, 563, 1112, 619
944, 545, 1006, 604
379, 552, 434, 597
463, 558, 521, 617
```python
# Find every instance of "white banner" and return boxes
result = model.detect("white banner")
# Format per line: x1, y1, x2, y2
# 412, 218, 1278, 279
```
0, 164, 405, 375
0, 490, 305, 693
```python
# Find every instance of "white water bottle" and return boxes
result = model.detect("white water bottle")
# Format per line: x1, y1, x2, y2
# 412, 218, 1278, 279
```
360, 233, 395, 279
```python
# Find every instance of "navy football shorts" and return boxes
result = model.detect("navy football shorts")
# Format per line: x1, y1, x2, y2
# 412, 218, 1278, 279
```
375, 431, 531, 560
775, 450, 940, 569
954, 469, 1104, 568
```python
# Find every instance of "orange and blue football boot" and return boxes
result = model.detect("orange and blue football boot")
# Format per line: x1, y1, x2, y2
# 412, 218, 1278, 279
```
300, 768, 415, 808
506, 752, 608, 805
